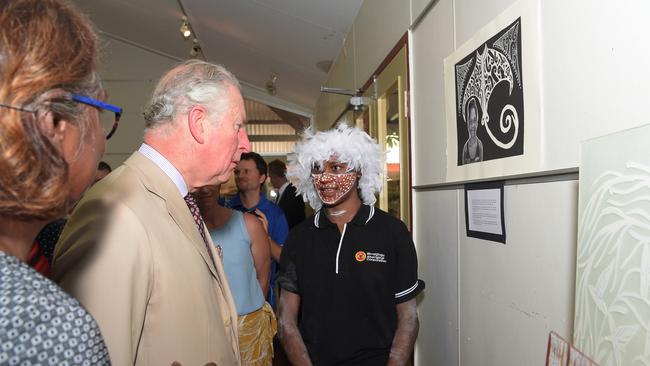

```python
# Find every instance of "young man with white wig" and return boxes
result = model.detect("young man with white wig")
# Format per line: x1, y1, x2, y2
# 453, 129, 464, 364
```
277, 124, 425, 366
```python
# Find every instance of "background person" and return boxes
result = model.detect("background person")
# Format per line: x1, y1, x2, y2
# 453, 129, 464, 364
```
0, 0, 112, 363
277, 124, 425, 366
268, 159, 305, 229
222, 152, 288, 308
28, 159, 112, 275
197, 184, 277, 366
95, 160, 112, 183
53, 60, 250, 365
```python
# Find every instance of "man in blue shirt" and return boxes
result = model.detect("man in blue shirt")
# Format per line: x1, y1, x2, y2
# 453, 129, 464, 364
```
221, 152, 288, 308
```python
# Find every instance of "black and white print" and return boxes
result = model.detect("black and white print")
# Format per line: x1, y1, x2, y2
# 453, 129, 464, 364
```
455, 18, 524, 166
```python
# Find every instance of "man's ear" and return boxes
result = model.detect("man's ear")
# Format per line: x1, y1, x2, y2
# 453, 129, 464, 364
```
46, 112, 69, 148
187, 106, 207, 144
259, 173, 267, 185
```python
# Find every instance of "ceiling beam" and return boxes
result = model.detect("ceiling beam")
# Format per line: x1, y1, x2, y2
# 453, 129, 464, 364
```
247, 119, 289, 125
269, 106, 310, 133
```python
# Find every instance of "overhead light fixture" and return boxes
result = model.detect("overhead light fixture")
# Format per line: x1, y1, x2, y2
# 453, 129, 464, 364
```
189, 38, 201, 58
180, 16, 191, 39
320, 76, 378, 112
266, 73, 278, 95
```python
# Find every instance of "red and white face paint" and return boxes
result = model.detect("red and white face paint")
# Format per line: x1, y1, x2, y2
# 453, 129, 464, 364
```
312, 172, 357, 205
311, 159, 358, 206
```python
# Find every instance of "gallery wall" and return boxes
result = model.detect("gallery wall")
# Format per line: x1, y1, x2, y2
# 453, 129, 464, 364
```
312, 0, 431, 130
98, 36, 177, 168
408, 0, 650, 364
412, 0, 650, 186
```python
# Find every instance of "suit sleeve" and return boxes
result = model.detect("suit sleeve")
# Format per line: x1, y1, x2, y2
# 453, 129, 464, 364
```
52, 197, 153, 366
392, 220, 425, 304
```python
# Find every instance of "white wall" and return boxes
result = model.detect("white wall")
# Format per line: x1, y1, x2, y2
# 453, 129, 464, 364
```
98, 35, 178, 168
413, 188, 460, 366
313, 1, 422, 130
409, 0, 650, 365
458, 180, 577, 365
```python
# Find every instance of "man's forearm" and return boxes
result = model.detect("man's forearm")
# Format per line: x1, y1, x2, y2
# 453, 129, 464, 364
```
278, 291, 312, 366
387, 299, 419, 366
278, 319, 312, 366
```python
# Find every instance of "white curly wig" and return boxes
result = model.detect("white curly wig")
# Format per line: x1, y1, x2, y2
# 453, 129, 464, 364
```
287, 123, 385, 210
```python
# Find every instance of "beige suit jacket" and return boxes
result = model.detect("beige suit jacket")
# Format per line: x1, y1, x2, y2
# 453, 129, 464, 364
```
53, 152, 240, 366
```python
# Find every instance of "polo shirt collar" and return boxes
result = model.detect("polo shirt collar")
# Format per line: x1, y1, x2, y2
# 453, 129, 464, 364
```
230, 191, 268, 212
314, 204, 375, 229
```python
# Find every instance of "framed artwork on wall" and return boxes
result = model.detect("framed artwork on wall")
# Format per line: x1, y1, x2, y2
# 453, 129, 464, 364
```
444, 0, 542, 182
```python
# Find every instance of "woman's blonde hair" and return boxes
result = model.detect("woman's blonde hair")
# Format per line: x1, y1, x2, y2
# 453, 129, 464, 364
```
0, 0, 102, 220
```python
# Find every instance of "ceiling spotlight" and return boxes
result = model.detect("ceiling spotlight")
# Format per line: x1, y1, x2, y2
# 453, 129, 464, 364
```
189, 45, 200, 58
266, 73, 278, 95
180, 16, 191, 39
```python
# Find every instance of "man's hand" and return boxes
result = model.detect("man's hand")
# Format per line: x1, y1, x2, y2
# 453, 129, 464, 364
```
254, 209, 269, 233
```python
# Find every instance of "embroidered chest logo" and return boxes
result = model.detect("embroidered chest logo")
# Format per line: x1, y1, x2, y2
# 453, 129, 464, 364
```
355, 251, 387, 263
355, 251, 367, 262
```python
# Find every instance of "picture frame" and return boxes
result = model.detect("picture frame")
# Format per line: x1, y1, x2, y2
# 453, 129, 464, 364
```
444, 0, 542, 182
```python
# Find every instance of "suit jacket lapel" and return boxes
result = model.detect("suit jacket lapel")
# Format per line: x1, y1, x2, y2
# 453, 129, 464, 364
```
124, 152, 220, 280
165, 197, 220, 279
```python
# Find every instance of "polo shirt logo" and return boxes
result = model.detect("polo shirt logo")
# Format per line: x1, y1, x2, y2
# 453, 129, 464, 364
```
355, 251, 367, 262
365, 252, 387, 263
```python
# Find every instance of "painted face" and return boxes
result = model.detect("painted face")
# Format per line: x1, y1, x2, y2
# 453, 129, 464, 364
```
311, 160, 358, 206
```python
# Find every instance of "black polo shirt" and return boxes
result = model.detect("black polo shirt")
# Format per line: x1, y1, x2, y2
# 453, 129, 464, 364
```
278, 205, 425, 366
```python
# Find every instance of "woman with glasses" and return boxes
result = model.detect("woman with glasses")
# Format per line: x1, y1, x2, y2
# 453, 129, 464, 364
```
0, 0, 115, 363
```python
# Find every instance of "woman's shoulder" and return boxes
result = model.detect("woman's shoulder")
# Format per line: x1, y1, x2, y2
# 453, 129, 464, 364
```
0, 252, 110, 364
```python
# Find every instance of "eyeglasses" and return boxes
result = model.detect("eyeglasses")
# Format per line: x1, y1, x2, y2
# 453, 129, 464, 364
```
0, 95, 123, 140
0, 103, 36, 115
72, 94, 123, 140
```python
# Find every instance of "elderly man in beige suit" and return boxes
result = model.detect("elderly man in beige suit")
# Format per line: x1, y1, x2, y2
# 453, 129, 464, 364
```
52, 60, 249, 366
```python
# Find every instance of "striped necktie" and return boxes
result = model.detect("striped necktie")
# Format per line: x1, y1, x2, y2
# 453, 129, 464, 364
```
184, 194, 219, 263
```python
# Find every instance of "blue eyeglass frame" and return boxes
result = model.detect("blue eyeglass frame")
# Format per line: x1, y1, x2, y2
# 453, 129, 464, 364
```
1, 95, 123, 140
72, 94, 123, 140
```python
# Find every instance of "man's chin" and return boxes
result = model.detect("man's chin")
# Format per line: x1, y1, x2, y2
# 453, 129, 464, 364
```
212, 173, 232, 185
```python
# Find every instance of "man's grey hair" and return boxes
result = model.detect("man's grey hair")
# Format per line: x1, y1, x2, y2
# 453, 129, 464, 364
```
143, 60, 241, 131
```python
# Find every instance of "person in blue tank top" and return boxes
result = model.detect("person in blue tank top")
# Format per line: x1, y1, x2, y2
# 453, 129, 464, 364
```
196, 184, 276, 366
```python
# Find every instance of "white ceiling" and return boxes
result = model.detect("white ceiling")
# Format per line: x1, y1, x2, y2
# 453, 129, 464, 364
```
73, 0, 363, 112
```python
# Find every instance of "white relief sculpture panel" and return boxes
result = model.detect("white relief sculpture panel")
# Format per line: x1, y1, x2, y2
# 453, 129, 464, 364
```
575, 124, 650, 366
